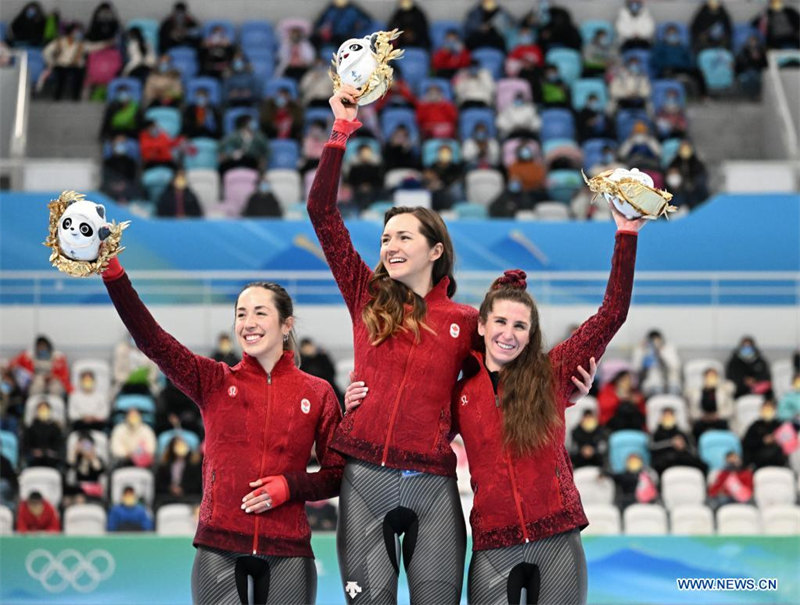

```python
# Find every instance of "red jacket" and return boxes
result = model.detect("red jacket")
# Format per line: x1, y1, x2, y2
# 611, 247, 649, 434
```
17, 500, 61, 532
308, 143, 478, 476
416, 101, 459, 139
596, 382, 646, 426
104, 273, 344, 558
10, 350, 72, 394
432, 48, 472, 73
453, 232, 637, 550
139, 130, 183, 164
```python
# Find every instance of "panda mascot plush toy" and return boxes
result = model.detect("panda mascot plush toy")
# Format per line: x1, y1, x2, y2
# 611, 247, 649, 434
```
331, 29, 404, 106
583, 167, 676, 220
44, 191, 129, 277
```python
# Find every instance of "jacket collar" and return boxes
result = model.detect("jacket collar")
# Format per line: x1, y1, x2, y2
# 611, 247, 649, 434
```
241, 349, 296, 377
425, 276, 452, 304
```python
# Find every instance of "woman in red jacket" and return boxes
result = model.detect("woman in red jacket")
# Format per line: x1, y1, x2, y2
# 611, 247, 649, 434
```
94, 257, 344, 604
307, 85, 478, 603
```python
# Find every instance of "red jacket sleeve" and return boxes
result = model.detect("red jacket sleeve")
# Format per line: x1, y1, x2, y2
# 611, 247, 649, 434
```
103, 272, 225, 408
306, 144, 374, 317
283, 385, 345, 501
549, 232, 638, 407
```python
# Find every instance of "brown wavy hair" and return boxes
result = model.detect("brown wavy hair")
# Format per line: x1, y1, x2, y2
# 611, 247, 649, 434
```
362, 207, 456, 345
479, 275, 561, 455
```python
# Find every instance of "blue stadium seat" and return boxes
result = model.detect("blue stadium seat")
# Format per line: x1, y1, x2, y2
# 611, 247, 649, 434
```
732, 23, 763, 53
697, 48, 735, 91
240, 20, 277, 53
380, 107, 420, 142
422, 139, 460, 166
1, 430, 18, 469
546, 169, 583, 203
542, 137, 580, 158
571, 78, 608, 111
608, 430, 650, 473
268, 139, 300, 169
616, 109, 650, 140
660, 137, 682, 167
186, 76, 222, 106
263, 77, 299, 100
142, 166, 175, 203
622, 48, 655, 79
157, 429, 201, 456
223, 107, 259, 135
318, 45, 337, 62
453, 201, 488, 219
113, 393, 157, 425
655, 21, 691, 47
145, 107, 182, 138
107, 77, 143, 103
459, 107, 497, 140
102, 138, 140, 160
202, 20, 236, 43
472, 47, 505, 80
167, 46, 198, 81
651, 79, 686, 110
185, 137, 219, 170
127, 18, 159, 54
304, 107, 333, 131
545, 48, 582, 85
580, 19, 614, 45
539, 108, 576, 142
419, 77, 454, 101
25, 49, 46, 87
243, 48, 275, 86
699, 430, 742, 471
582, 138, 617, 171
400, 48, 430, 93
430, 20, 463, 50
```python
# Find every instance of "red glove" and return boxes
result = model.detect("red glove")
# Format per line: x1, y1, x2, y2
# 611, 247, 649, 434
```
101, 257, 125, 282
242, 475, 290, 513
326, 118, 363, 149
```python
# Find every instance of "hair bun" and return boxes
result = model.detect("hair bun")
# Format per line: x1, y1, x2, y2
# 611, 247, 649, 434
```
493, 269, 527, 290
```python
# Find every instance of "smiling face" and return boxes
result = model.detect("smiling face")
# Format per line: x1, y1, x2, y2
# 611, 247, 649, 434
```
380, 212, 443, 296
235, 287, 292, 364
479, 298, 533, 371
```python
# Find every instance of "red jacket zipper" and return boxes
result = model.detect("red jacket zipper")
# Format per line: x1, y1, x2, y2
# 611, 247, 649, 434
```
495, 392, 530, 543
381, 347, 414, 466
253, 371, 273, 554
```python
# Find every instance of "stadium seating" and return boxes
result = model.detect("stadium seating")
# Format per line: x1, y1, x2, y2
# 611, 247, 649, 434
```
127, 18, 159, 53
699, 430, 742, 470
582, 504, 621, 535
573, 466, 615, 505
19, 466, 63, 507
646, 394, 690, 433
608, 430, 650, 473
111, 467, 155, 507
661, 466, 706, 511
734, 394, 765, 436
624, 503, 668, 535
697, 48, 735, 91
186, 168, 221, 215
64, 504, 107, 536
266, 168, 303, 211
268, 139, 300, 170
0, 505, 13, 535
142, 166, 176, 203
24, 394, 66, 427
401, 48, 431, 92
761, 505, 800, 535
186, 76, 222, 106
156, 503, 197, 536
1, 431, 19, 469
571, 78, 609, 111
185, 138, 219, 170
145, 107, 182, 138
670, 504, 714, 535
472, 47, 505, 80
753, 467, 796, 509
156, 429, 202, 457
716, 503, 761, 535
545, 48, 582, 85
465, 169, 504, 206
107, 77, 143, 103
495, 78, 532, 112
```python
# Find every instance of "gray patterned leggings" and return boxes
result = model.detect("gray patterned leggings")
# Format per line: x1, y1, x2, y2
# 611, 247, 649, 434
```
191, 545, 316, 605
467, 529, 587, 605
336, 458, 466, 604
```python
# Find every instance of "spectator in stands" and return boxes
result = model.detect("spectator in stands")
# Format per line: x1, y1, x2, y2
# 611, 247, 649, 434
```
618, 121, 661, 170
666, 139, 709, 210
299, 338, 343, 404
181, 87, 221, 139
68, 369, 110, 431
122, 26, 156, 83
750, 0, 800, 50
65, 431, 106, 503
276, 24, 316, 81
0, 453, 18, 511
650, 408, 708, 476
651, 24, 707, 98
219, 115, 270, 175
582, 28, 616, 77
108, 485, 154, 531
199, 24, 235, 80
301, 119, 328, 172
735, 34, 769, 99
422, 143, 464, 210
113, 335, 160, 396
382, 124, 420, 171
488, 178, 533, 218
777, 373, 800, 424
10, 335, 71, 397
139, 119, 183, 169
22, 399, 64, 468
346, 143, 384, 210
387, 0, 431, 50
300, 57, 335, 107
506, 143, 546, 201
157, 376, 204, 439
223, 50, 259, 107
708, 451, 753, 508
416, 83, 458, 139
432, 29, 472, 79
312, 0, 373, 49
615, 0, 656, 51
609, 452, 658, 508
9, 2, 47, 48
156, 436, 202, 506
742, 398, 786, 469
110, 407, 156, 468
86, 2, 120, 44
0, 367, 25, 434
142, 54, 183, 108
100, 84, 143, 139
374, 66, 417, 111
688, 367, 734, 441
210, 333, 240, 366
463, 0, 513, 51
538, 62, 571, 108
570, 409, 606, 468
597, 369, 645, 427
609, 55, 651, 110
453, 61, 495, 108
42, 23, 106, 101
16, 491, 61, 532
259, 86, 304, 140
536, 3, 582, 53
496, 92, 540, 140
654, 89, 688, 140
632, 329, 682, 396
156, 169, 203, 217
462, 122, 501, 169
690, 0, 733, 53
504, 24, 543, 78
576, 93, 613, 142
158, 2, 200, 52
588, 145, 625, 177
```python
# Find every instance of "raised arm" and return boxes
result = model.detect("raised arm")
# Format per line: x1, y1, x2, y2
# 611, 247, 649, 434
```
101, 258, 224, 407
306, 86, 373, 316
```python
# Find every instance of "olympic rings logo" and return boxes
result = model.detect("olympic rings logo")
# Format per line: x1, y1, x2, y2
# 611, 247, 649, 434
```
25, 548, 116, 593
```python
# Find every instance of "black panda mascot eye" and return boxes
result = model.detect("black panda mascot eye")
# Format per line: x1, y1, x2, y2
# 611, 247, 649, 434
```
62, 217, 72, 229
80, 223, 93, 237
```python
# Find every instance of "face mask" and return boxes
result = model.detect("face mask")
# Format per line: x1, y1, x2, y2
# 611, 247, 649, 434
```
597, 36, 608, 47
159, 62, 170, 73
475, 130, 488, 141
516, 34, 534, 46
258, 181, 271, 193
661, 416, 676, 429
196, 96, 208, 107
446, 40, 462, 52
581, 417, 598, 431
629, 2, 641, 14
519, 148, 533, 161
249, 119, 259, 131
627, 459, 643, 472
36, 348, 51, 360
587, 99, 599, 111
81, 377, 96, 391
26, 7, 37, 18
666, 173, 682, 188
122, 495, 137, 507
761, 408, 776, 421
508, 180, 522, 193
73, 31, 84, 42
0, 382, 11, 396
666, 33, 680, 45
275, 96, 288, 108
174, 442, 190, 457
739, 345, 755, 358
112, 141, 128, 155
232, 59, 244, 72
603, 152, 616, 164
37, 408, 51, 421
628, 63, 641, 74
513, 96, 525, 106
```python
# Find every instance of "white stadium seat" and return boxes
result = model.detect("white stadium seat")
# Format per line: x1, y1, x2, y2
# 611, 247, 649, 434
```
156, 503, 197, 536
111, 467, 155, 507
0, 505, 13, 535
582, 504, 621, 535
661, 466, 706, 511
19, 466, 63, 508
573, 466, 615, 505
670, 504, 714, 535
761, 505, 800, 535
624, 503, 668, 535
716, 503, 761, 535
64, 504, 107, 536
753, 466, 796, 509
